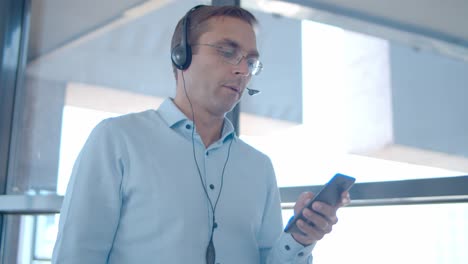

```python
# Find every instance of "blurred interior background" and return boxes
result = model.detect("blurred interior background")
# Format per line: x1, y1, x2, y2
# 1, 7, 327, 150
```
1, 0, 467, 263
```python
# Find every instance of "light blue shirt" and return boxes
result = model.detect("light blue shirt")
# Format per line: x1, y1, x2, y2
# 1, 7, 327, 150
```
52, 98, 314, 264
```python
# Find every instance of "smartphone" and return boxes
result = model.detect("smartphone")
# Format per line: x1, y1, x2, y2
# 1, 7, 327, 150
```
284, 173, 356, 235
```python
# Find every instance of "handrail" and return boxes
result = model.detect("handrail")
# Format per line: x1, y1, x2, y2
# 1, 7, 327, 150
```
1, 176, 467, 214
280, 175, 468, 208
0, 194, 62, 214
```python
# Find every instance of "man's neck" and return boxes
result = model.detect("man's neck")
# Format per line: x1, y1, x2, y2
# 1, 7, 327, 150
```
194, 116, 224, 147
173, 97, 224, 147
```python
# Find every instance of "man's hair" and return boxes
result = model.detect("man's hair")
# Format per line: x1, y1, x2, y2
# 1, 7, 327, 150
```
170, 5, 258, 80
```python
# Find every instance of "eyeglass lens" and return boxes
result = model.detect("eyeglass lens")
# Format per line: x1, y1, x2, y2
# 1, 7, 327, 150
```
217, 45, 262, 76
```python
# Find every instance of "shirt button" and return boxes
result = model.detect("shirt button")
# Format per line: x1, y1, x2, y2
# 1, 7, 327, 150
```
209, 184, 215, 190
298, 252, 304, 257
205, 151, 209, 156
285, 245, 290, 251
185, 124, 191, 129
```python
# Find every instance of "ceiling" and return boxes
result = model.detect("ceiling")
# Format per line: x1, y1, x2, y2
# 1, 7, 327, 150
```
28, 0, 148, 61
28, 0, 468, 63
244, 0, 468, 61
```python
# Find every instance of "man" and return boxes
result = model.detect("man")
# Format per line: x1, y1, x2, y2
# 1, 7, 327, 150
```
52, 5, 349, 264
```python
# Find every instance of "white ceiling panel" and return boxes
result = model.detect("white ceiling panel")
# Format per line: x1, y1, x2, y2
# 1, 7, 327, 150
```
244, 0, 468, 62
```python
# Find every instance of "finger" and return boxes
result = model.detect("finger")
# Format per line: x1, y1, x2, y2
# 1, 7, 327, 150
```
302, 208, 333, 233
294, 192, 314, 215
296, 219, 328, 241
312, 202, 338, 225
340, 191, 351, 207
299, 192, 314, 206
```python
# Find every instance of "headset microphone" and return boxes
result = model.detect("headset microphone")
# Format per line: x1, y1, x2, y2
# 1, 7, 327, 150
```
246, 87, 260, 96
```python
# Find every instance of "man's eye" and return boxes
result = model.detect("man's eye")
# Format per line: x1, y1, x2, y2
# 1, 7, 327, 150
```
218, 47, 237, 59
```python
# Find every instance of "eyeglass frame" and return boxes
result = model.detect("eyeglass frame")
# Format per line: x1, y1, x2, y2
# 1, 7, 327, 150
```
192, 42, 263, 76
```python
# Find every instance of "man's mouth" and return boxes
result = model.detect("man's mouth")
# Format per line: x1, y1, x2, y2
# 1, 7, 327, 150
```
223, 85, 241, 94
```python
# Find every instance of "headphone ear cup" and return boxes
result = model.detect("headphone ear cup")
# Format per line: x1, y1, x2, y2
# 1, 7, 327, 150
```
172, 44, 192, 70
171, 44, 185, 70
173, 5, 202, 71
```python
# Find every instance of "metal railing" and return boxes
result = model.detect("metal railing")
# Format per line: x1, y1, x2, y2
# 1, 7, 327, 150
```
1, 176, 467, 214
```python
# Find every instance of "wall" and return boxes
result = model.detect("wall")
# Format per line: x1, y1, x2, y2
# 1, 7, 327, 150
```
391, 43, 468, 157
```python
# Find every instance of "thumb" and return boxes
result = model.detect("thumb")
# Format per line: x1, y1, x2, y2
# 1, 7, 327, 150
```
294, 192, 314, 215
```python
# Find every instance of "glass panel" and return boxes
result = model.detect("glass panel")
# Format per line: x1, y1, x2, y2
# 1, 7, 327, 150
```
33, 215, 58, 261
15, 214, 57, 264
283, 203, 468, 264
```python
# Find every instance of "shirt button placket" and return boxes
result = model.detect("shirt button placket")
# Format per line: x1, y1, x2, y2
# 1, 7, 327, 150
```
205, 150, 214, 195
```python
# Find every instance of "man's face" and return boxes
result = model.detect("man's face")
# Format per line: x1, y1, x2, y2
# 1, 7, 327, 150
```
183, 16, 258, 116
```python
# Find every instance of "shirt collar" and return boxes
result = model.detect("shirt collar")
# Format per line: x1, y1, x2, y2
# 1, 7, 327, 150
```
157, 98, 188, 128
157, 98, 237, 142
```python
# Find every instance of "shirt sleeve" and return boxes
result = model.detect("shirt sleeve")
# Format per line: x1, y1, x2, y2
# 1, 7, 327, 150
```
258, 159, 315, 264
265, 232, 315, 264
52, 119, 126, 264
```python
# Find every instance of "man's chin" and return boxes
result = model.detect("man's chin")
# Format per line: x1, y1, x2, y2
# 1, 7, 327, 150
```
217, 100, 240, 116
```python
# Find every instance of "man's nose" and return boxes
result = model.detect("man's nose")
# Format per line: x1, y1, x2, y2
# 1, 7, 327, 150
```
233, 57, 250, 77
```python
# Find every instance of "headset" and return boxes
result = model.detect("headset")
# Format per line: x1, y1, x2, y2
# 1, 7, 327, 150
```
171, 5, 206, 70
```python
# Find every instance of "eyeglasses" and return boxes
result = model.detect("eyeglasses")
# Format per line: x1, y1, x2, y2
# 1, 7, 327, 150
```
193, 43, 263, 76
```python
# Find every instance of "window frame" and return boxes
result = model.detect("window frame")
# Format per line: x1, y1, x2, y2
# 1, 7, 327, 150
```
0, 0, 31, 262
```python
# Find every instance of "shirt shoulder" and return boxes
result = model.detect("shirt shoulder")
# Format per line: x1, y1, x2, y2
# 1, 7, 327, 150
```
235, 137, 271, 161
97, 110, 166, 137
105, 110, 159, 127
